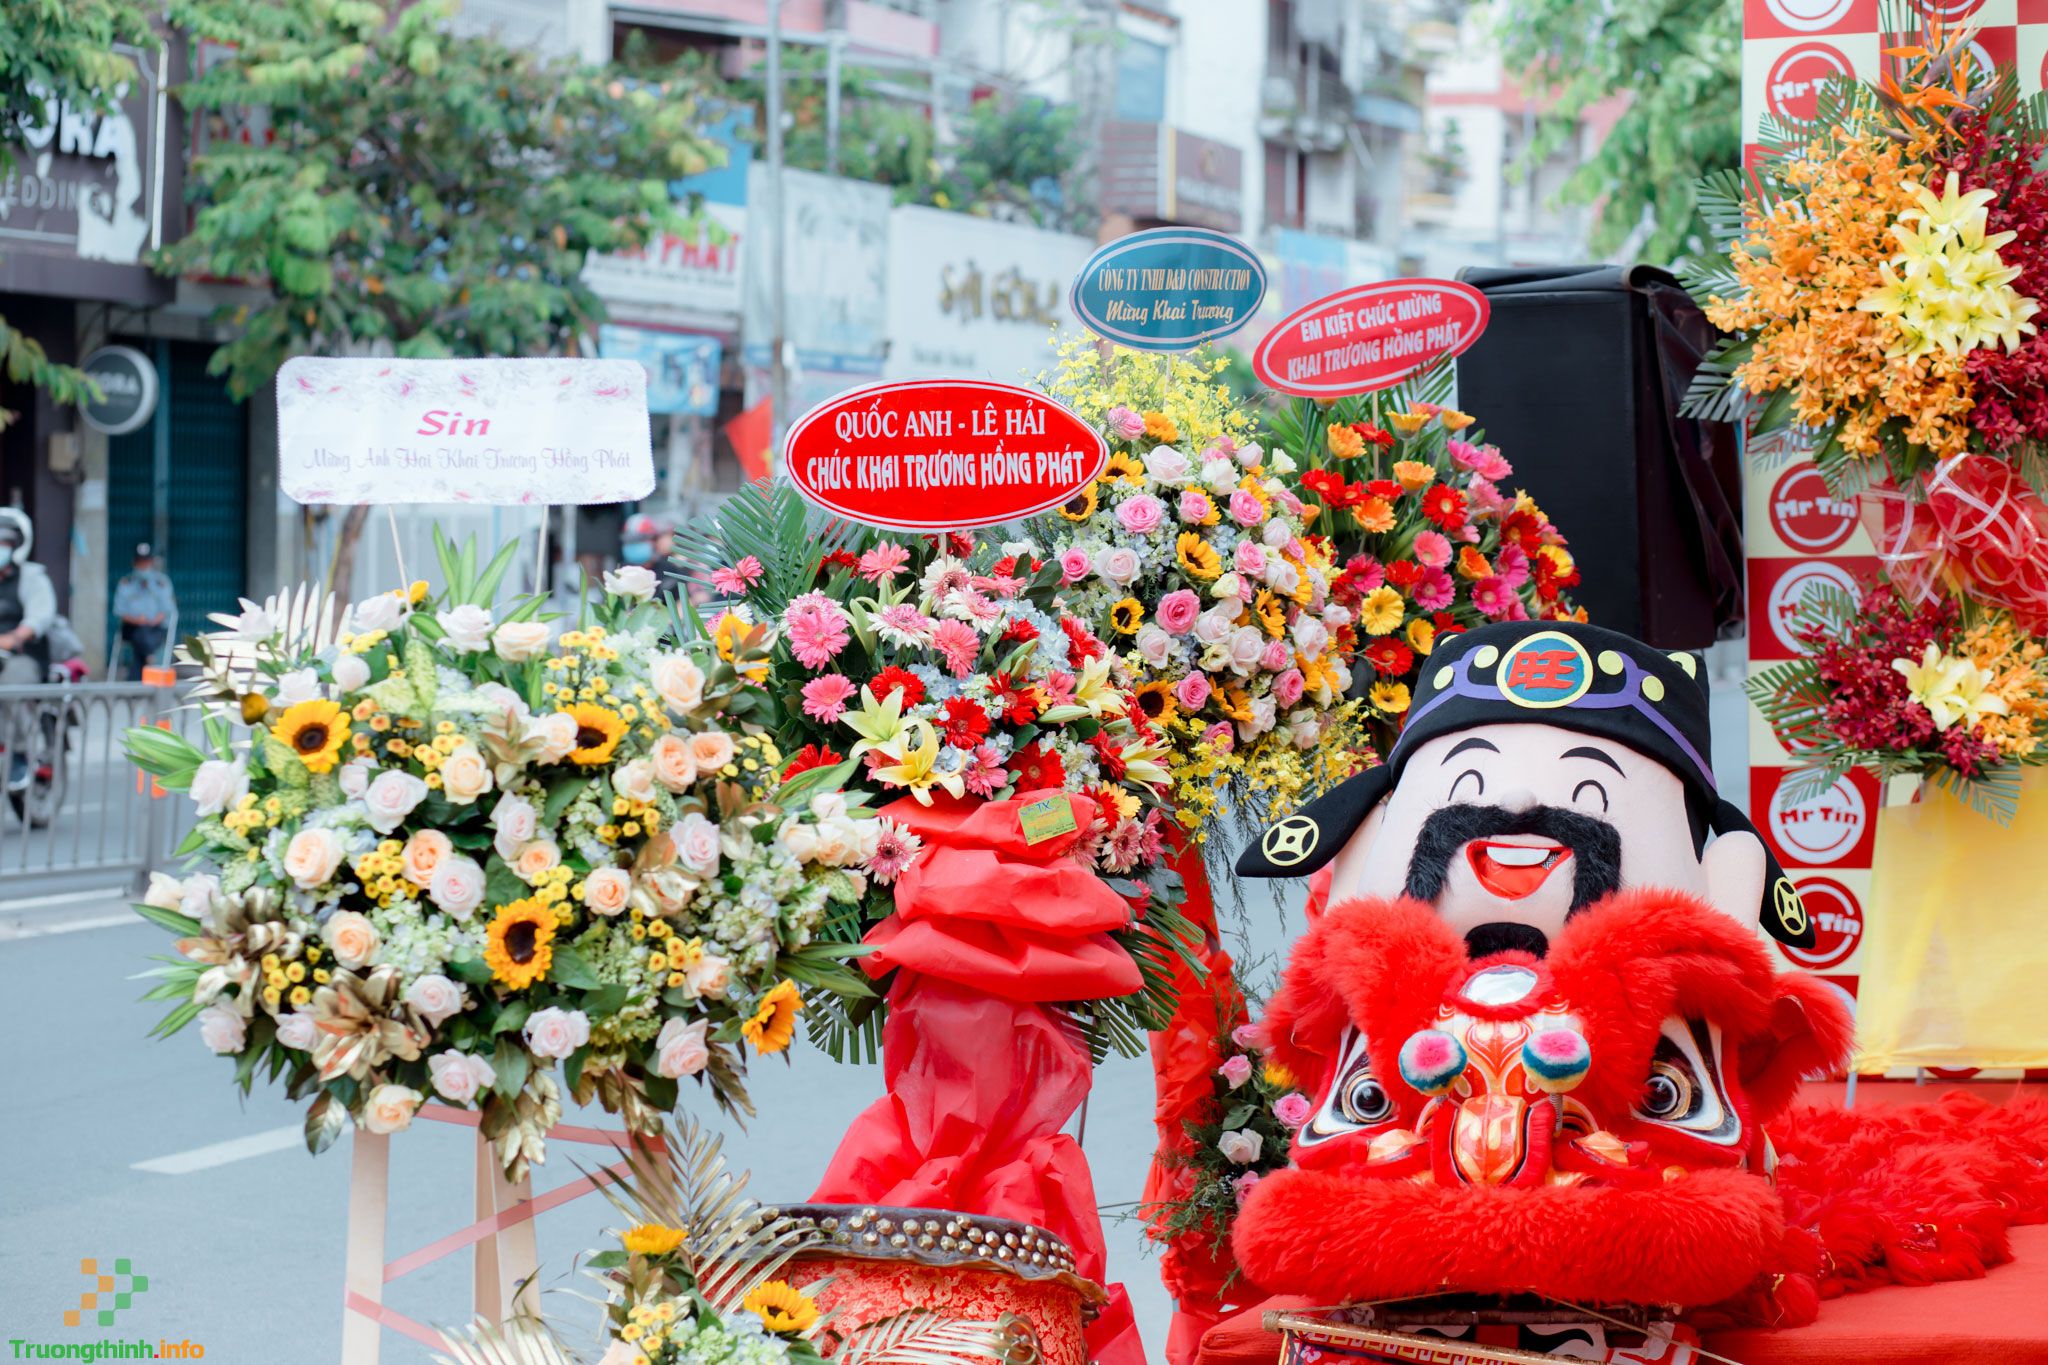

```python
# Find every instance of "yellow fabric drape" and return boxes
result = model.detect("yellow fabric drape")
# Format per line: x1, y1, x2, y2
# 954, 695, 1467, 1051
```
1855, 768, 2048, 1072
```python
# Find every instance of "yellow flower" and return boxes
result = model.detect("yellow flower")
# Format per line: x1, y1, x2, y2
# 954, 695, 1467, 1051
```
1438, 408, 1476, 431
483, 898, 556, 990
1263, 1060, 1296, 1088
1392, 460, 1435, 493
1103, 452, 1145, 486
1858, 172, 2039, 358
1893, 643, 2009, 732
1058, 482, 1099, 522
742, 1280, 820, 1335
1359, 587, 1404, 636
1142, 410, 1179, 443
1325, 423, 1364, 460
562, 703, 627, 766
620, 1223, 686, 1257
1405, 617, 1437, 656
1370, 681, 1412, 715
1108, 597, 1144, 635
1253, 590, 1286, 639
742, 979, 804, 1055
1387, 410, 1428, 436
270, 699, 351, 774
1134, 681, 1179, 727
1175, 532, 1221, 581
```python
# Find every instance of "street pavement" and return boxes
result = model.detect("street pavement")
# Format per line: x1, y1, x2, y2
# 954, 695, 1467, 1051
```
0, 881, 1306, 1365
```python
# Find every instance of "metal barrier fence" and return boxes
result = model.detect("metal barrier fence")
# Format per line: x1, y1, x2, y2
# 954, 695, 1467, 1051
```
0, 682, 198, 900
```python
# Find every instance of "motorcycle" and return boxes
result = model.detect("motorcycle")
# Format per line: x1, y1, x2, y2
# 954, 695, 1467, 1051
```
1, 655, 83, 828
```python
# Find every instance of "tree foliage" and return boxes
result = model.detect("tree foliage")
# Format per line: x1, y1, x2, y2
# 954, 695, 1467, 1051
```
1493, 0, 1742, 264
159, 0, 728, 398
0, 0, 160, 427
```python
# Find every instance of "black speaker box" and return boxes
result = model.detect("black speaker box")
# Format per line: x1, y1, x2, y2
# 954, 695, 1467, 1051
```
1454, 264, 1744, 649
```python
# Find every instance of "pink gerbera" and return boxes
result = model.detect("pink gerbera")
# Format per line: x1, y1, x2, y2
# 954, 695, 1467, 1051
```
1412, 531, 1452, 569
866, 819, 925, 884
857, 543, 911, 583
931, 619, 981, 677
800, 673, 858, 722
875, 603, 935, 647
1471, 576, 1517, 619
709, 556, 765, 595
785, 605, 851, 668
959, 743, 1008, 797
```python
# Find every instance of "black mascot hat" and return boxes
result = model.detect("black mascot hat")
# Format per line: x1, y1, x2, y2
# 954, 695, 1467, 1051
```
1237, 619, 1814, 948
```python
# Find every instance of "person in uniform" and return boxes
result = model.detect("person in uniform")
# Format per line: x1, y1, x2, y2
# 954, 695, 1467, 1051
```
112, 541, 176, 679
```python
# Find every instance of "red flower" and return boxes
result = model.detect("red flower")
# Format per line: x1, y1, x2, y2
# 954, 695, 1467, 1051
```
1501, 509, 1544, 553
939, 696, 991, 748
986, 671, 1039, 724
1301, 469, 1352, 508
868, 666, 926, 708
821, 549, 860, 573
1364, 479, 1404, 502
1090, 731, 1128, 782
1007, 741, 1067, 793
1384, 559, 1425, 592
1061, 615, 1107, 664
1362, 637, 1415, 676
1351, 422, 1395, 448
1431, 610, 1467, 640
782, 744, 844, 780
1422, 485, 1468, 530
1001, 617, 1040, 645
1088, 785, 1122, 834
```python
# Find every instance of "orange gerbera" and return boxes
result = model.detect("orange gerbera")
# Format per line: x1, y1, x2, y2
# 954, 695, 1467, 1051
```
1352, 497, 1395, 534
1392, 460, 1436, 493
1456, 546, 1493, 581
1325, 423, 1365, 460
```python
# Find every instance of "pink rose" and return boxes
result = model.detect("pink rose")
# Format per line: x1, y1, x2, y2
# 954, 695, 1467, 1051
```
1259, 640, 1291, 672
674, 812, 722, 878
429, 855, 487, 921
1116, 494, 1166, 535
1227, 626, 1265, 673
1232, 1171, 1263, 1204
1178, 490, 1214, 523
429, 1052, 496, 1105
1217, 1128, 1264, 1165
283, 827, 346, 889
1274, 1092, 1314, 1128
1134, 624, 1175, 670
1156, 589, 1201, 635
1106, 405, 1146, 440
405, 973, 468, 1026
1174, 673, 1211, 711
1193, 604, 1236, 646
1231, 1021, 1264, 1049
1058, 548, 1092, 584
522, 1006, 589, 1060
1095, 546, 1141, 586
1228, 489, 1266, 527
1218, 1054, 1254, 1089
1273, 668, 1306, 706
1202, 721, 1235, 754
655, 1018, 710, 1078
1234, 541, 1266, 576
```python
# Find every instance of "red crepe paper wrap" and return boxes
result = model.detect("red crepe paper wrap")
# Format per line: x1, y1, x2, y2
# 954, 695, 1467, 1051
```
1863, 454, 2048, 633
811, 792, 1145, 1365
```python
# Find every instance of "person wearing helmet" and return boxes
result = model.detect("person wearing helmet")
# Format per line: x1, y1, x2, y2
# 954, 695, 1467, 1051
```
0, 508, 56, 687
621, 512, 688, 601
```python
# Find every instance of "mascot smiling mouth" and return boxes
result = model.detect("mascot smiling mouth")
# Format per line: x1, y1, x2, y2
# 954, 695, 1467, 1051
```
1405, 803, 1623, 957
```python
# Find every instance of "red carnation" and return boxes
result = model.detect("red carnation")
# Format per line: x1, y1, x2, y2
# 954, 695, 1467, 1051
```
868, 666, 925, 709
782, 744, 844, 780
940, 696, 991, 749
1007, 740, 1068, 793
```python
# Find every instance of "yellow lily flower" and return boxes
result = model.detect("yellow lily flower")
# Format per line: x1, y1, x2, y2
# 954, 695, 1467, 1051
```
867, 720, 965, 805
841, 685, 908, 759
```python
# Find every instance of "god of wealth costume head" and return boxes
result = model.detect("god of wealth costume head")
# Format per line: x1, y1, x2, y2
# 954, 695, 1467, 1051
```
1237, 619, 1815, 957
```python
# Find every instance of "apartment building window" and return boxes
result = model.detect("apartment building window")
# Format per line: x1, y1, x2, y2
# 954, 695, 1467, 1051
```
1114, 37, 1169, 122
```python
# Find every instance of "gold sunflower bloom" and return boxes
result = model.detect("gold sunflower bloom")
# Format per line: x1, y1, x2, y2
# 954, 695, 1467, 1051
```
741, 979, 804, 1054
1253, 590, 1287, 639
562, 702, 627, 766
1103, 452, 1144, 486
1058, 482, 1099, 522
1108, 597, 1144, 635
742, 1279, 820, 1335
483, 898, 556, 990
1134, 681, 1178, 727
1175, 532, 1221, 581
271, 699, 351, 774
620, 1222, 687, 1257
1142, 410, 1179, 443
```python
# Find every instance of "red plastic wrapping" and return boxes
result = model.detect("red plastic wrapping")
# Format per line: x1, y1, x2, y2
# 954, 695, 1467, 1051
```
1864, 454, 2048, 633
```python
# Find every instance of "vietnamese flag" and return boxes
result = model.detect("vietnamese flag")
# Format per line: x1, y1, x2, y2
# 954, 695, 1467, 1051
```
724, 397, 773, 482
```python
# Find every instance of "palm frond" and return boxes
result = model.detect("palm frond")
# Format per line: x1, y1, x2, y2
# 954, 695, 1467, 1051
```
1925, 761, 2022, 827
834, 1309, 1018, 1365
1694, 167, 1754, 249
670, 481, 865, 625
1777, 759, 1858, 811
433, 1317, 580, 1365
1679, 338, 1754, 425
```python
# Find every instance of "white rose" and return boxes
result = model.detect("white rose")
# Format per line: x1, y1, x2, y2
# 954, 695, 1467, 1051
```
473, 682, 531, 735
1216, 1127, 1265, 1165
603, 565, 658, 601
274, 669, 322, 707
613, 758, 658, 806
654, 1018, 710, 1078
683, 951, 731, 1000
283, 827, 347, 889
1143, 446, 1193, 487
429, 1051, 496, 1105
1292, 616, 1329, 658
1261, 520, 1292, 549
492, 621, 552, 663
1270, 449, 1298, 475
331, 652, 371, 692
780, 819, 820, 864
338, 757, 375, 800
514, 838, 561, 885
362, 1083, 421, 1135
490, 793, 539, 860
1234, 440, 1265, 469
405, 972, 469, 1027
524, 711, 577, 765
1242, 695, 1278, 740
178, 873, 221, 922
1266, 560, 1301, 595
1201, 459, 1237, 493
1289, 716, 1320, 750
1193, 604, 1237, 647
436, 603, 494, 652
809, 791, 849, 823
323, 909, 380, 969
349, 594, 407, 635
275, 1011, 320, 1051
1323, 604, 1353, 629
1134, 624, 1175, 670
522, 1006, 590, 1061
188, 758, 249, 818
197, 1003, 246, 1055
812, 816, 860, 866
582, 866, 633, 917
1227, 626, 1265, 675
1093, 546, 1141, 587
439, 743, 494, 805
650, 653, 706, 714
143, 871, 184, 911
429, 855, 487, 921
673, 813, 721, 878
362, 769, 429, 835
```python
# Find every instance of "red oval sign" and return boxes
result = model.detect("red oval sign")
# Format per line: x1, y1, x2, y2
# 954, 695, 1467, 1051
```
784, 379, 1107, 531
1253, 280, 1491, 397
1768, 464, 1857, 554
1775, 875, 1863, 971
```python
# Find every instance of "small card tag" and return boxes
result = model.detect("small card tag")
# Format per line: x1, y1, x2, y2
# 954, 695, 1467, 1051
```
1018, 794, 1078, 845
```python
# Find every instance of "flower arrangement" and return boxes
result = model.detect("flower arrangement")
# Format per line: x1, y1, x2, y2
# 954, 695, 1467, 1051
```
1023, 337, 1371, 837
671, 484, 1195, 1057
1683, 15, 2048, 627
123, 536, 875, 1176
1749, 577, 2048, 823
1262, 371, 1582, 750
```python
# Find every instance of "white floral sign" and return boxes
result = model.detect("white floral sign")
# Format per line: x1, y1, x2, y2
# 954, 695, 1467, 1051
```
276, 357, 654, 505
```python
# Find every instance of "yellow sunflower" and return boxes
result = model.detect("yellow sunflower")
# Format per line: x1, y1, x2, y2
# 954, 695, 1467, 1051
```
1253, 590, 1286, 639
1175, 532, 1221, 581
1058, 482, 1099, 522
562, 702, 627, 765
1134, 680, 1179, 727
271, 698, 351, 774
621, 1222, 686, 1257
742, 1280, 820, 1335
1370, 681, 1413, 715
1103, 452, 1144, 487
741, 979, 803, 1054
1359, 587, 1405, 636
1142, 410, 1179, 442
1108, 597, 1144, 635
483, 898, 556, 990
1214, 683, 1253, 723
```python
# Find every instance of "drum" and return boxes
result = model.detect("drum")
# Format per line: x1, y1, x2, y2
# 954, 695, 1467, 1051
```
766, 1204, 1104, 1365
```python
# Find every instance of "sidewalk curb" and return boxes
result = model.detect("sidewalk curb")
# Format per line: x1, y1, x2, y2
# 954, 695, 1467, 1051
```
0, 889, 142, 941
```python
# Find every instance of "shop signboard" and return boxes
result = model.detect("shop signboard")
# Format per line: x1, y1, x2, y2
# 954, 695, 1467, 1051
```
584, 107, 752, 326
742, 166, 890, 375
884, 207, 1092, 382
